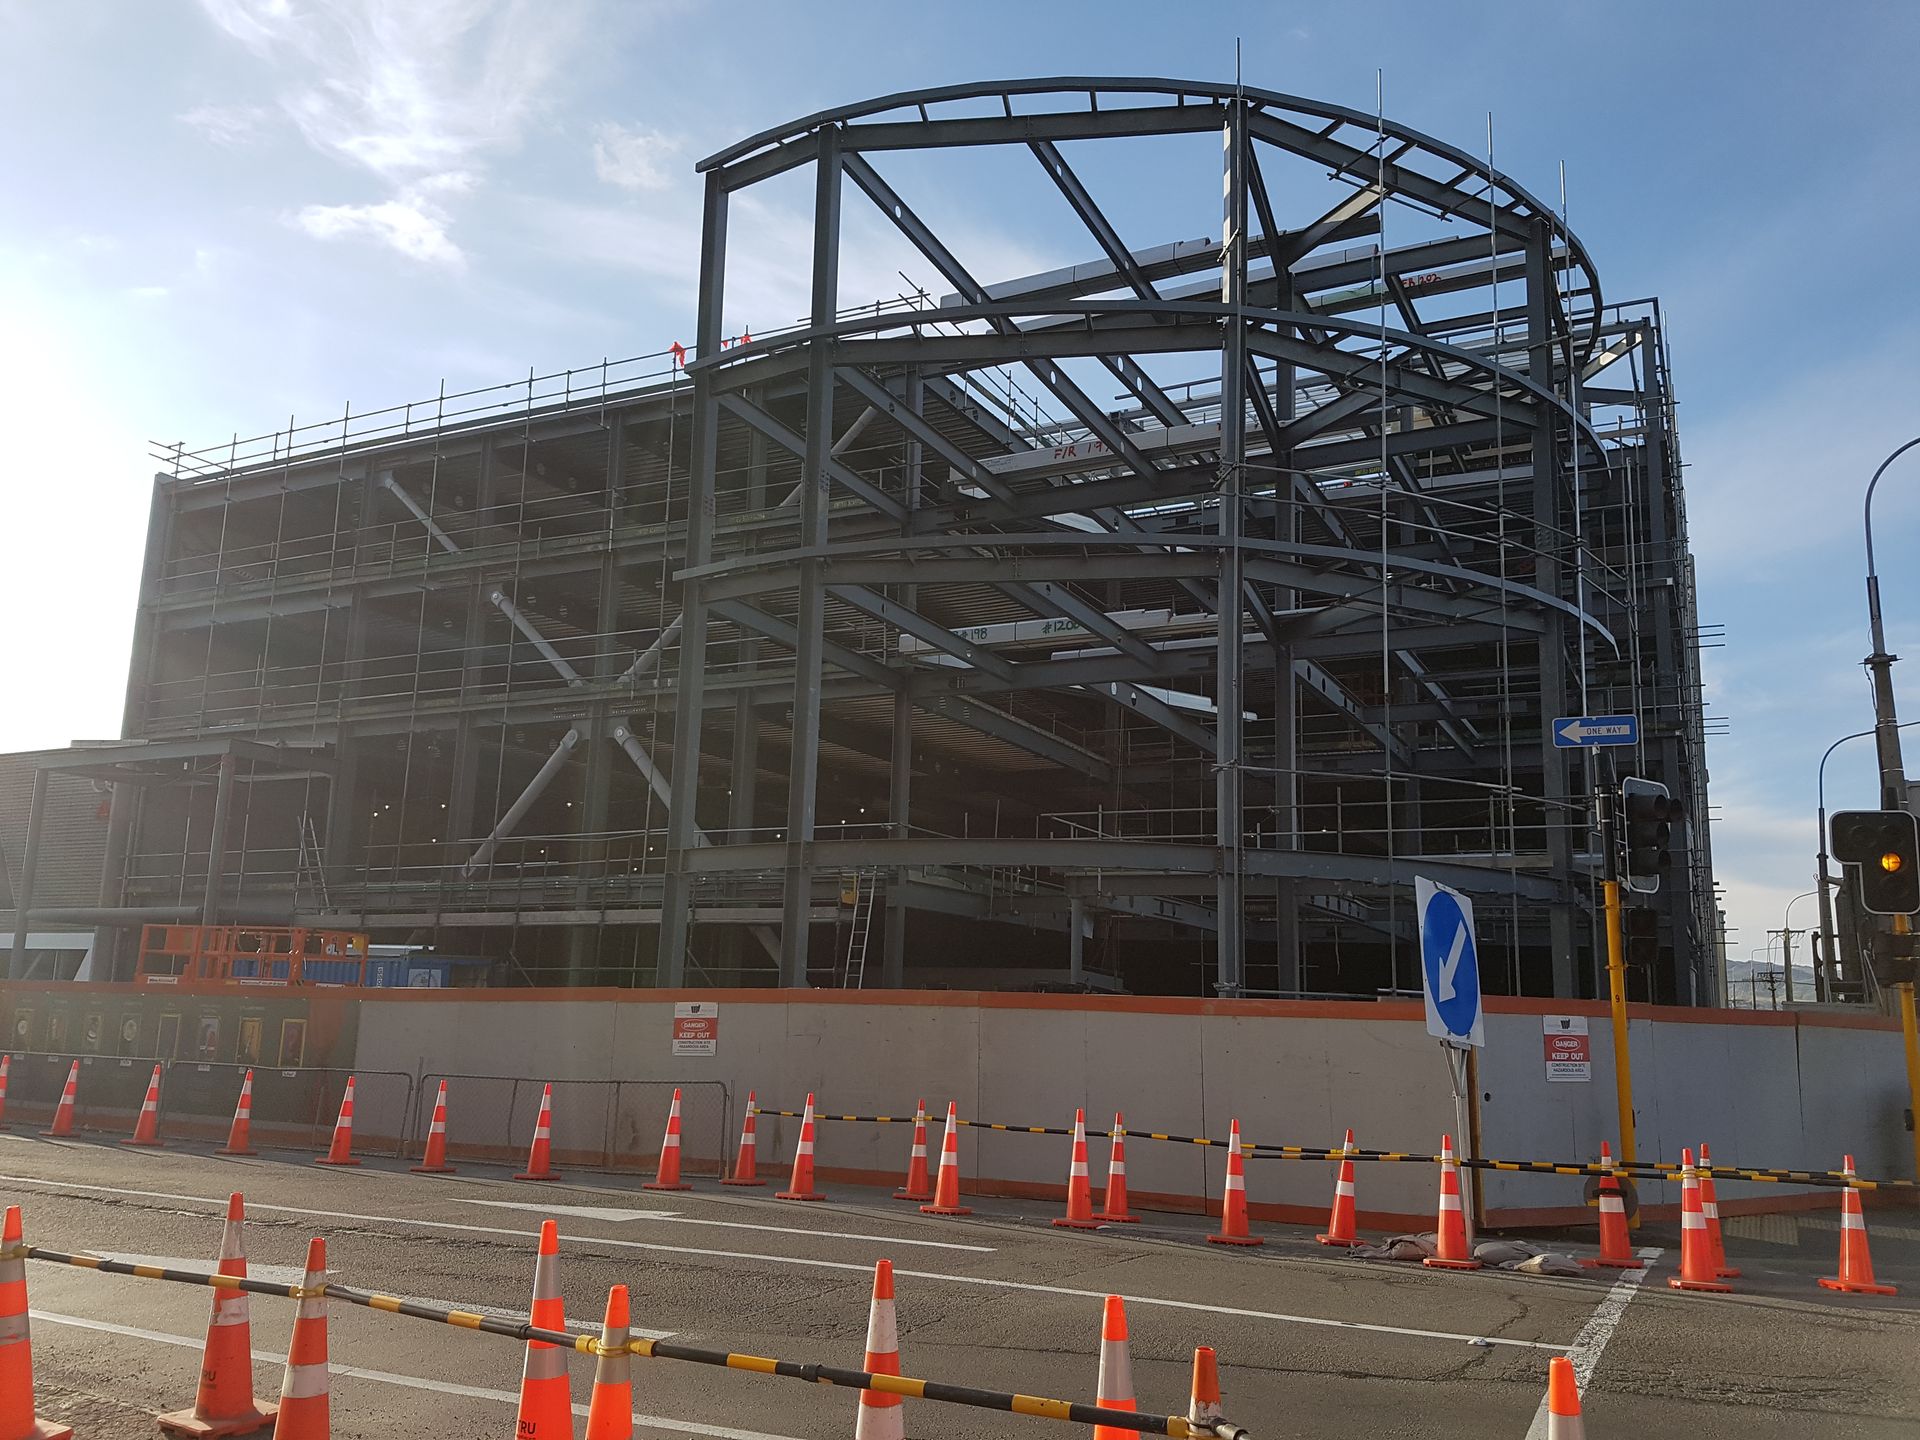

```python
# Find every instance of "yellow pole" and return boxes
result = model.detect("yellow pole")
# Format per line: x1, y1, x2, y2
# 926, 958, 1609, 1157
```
1605, 879, 1637, 1165
1899, 982, 1920, 1183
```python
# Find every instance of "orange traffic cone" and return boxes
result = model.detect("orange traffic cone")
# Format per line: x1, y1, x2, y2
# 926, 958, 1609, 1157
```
411, 1079, 455, 1174
1187, 1346, 1223, 1429
1316, 1128, 1359, 1246
515, 1083, 561, 1182
1818, 1155, 1897, 1296
0, 1205, 75, 1440
1423, 1134, 1481, 1270
0, 1053, 11, 1128
1207, 1119, 1262, 1247
158, 1193, 277, 1437
517, 1219, 575, 1440
854, 1259, 903, 1440
776, 1092, 826, 1201
1100, 1112, 1138, 1223
583, 1284, 632, 1440
314, 1076, 359, 1166
892, 1100, 932, 1202
1092, 1295, 1136, 1440
218, 1070, 256, 1157
272, 1237, 329, 1440
123, 1063, 165, 1147
1053, 1108, 1103, 1230
40, 1060, 78, 1139
644, 1088, 692, 1191
722, 1091, 764, 1187
1698, 1142, 1740, 1278
1581, 1141, 1642, 1270
920, 1101, 970, 1216
1668, 1148, 1731, 1293
1545, 1355, 1584, 1439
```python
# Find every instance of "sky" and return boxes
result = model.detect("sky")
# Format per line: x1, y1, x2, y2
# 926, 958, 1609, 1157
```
2, 0, 1917, 981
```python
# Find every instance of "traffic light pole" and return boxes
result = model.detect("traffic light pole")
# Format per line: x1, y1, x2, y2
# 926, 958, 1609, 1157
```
1597, 791, 1638, 1166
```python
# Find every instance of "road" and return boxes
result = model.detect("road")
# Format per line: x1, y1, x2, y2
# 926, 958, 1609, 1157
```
4, 1131, 1916, 1439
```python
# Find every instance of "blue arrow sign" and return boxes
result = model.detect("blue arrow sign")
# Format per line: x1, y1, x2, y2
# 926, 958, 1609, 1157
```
1417, 877, 1483, 1048
1553, 714, 1639, 748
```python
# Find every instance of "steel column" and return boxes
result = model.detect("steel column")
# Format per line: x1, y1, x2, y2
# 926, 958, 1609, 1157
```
7, 768, 48, 979
201, 753, 236, 926
1214, 98, 1250, 997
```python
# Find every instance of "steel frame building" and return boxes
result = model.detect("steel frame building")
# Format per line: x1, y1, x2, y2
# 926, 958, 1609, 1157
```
20, 79, 1715, 1000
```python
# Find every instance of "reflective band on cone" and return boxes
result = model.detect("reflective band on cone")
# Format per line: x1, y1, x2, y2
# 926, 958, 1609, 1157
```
776, 1093, 827, 1202
1818, 1155, 1897, 1296
218, 1070, 256, 1157
1053, 1108, 1103, 1230
1581, 1141, 1643, 1270
1422, 1133, 1482, 1270
0, 1205, 75, 1440
854, 1260, 903, 1440
40, 1061, 78, 1140
516, 1219, 576, 1440
1091, 1295, 1136, 1440
1668, 1148, 1731, 1293
158, 1192, 276, 1438
583, 1284, 632, 1440
892, 1100, 932, 1202
314, 1076, 359, 1166
1100, 1112, 1138, 1223
515, 1083, 561, 1182
722, 1091, 764, 1187
644, 1087, 692, 1191
272, 1237, 330, 1440
1316, 1127, 1359, 1246
1207, 1119, 1262, 1246
123, 1063, 165, 1147
411, 1079, 456, 1174
1698, 1142, 1741, 1278
1187, 1346, 1223, 1428
920, 1101, 971, 1216
1545, 1355, 1584, 1440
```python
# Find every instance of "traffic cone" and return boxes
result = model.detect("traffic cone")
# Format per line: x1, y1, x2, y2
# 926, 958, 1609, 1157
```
218, 1070, 256, 1157
515, 1083, 561, 1182
1581, 1141, 1642, 1270
0, 1053, 11, 1128
1818, 1155, 1897, 1296
123, 1063, 165, 1147
854, 1259, 903, 1440
314, 1076, 359, 1166
272, 1237, 329, 1440
411, 1079, 455, 1174
892, 1100, 932, 1202
1545, 1355, 1584, 1439
920, 1101, 970, 1216
1053, 1108, 1103, 1230
39, 1060, 78, 1139
517, 1219, 575, 1440
1422, 1133, 1482, 1270
157, 1193, 277, 1437
1100, 1112, 1138, 1223
644, 1088, 692, 1191
1207, 1119, 1262, 1247
776, 1092, 826, 1201
1316, 1128, 1359, 1246
1667, 1148, 1731, 1292
583, 1284, 632, 1440
1092, 1295, 1136, 1440
0, 1205, 75, 1440
721, 1091, 764, 1186
1698, 1142, 1740, 1278
1187, 1346, 1223, 1429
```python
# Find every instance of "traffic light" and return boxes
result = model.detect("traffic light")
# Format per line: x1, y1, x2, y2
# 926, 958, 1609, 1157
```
1619, 777, 1677, 894
1831, 809, 1920, 915
1623, 905, 1660, 968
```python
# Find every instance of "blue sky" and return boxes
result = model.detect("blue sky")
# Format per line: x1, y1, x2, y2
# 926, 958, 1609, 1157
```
3, 0, 1917, 977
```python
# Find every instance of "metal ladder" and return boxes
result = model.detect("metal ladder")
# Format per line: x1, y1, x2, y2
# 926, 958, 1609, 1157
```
296, 813, 331, 911
842, 870, 881, 988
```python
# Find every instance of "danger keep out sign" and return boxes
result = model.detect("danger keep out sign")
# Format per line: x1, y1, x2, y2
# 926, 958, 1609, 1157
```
1542, 1014, 1591, 1083
672, 1002, 718, 1057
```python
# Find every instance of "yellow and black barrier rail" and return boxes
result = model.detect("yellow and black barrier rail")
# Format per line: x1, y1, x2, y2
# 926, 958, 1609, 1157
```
8, 1241, 1250, 1440
756, 1103, 1918, 1192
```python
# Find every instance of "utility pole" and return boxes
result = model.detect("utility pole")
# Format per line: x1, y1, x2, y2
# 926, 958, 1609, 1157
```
1766, 927, 1801, 1005
1759, 969, 1782, 1010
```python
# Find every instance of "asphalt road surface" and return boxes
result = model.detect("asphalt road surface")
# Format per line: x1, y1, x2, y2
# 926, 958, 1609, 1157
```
4, 1132, 1916, 1439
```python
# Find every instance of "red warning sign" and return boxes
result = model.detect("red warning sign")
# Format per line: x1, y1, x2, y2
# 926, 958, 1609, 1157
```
672, 1002, 718, 1057
1542, 1014, 1591, 1082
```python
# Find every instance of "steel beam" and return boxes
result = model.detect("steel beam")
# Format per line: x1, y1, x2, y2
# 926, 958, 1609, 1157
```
460, 727, 580, 876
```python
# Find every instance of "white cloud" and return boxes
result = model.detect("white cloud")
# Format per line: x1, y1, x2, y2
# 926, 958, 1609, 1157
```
293, 195, 464, 267
594, 122, 679, 191
179, 102, 273, 148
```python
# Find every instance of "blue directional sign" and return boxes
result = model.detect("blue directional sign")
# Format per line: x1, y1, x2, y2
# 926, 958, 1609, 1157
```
1416, 876, 1483, 1048
1553, 714, 1639, 749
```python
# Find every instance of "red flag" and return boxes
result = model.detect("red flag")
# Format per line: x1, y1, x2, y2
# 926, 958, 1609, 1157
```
741, 327, 752, 345
669, 340, 687, 367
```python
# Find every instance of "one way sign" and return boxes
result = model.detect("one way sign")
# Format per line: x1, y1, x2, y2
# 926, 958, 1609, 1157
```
1553, 714, 1638, 748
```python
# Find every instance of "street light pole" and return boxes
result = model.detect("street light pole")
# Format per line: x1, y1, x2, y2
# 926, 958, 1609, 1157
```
1863, 436, 1920, 811
1818, 720, 1920, 1002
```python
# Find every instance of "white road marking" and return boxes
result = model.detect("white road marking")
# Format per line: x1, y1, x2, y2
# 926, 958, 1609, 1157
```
455, 1201, 686, 1224
1521, 1247, 1663, 1438
31, 1309, 805, 1440
453, 1196, 994, 1252
1, 1172, 1568, 1351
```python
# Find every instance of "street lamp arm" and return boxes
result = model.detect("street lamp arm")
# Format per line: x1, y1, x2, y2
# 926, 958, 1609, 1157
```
1864, 435, 1920, 580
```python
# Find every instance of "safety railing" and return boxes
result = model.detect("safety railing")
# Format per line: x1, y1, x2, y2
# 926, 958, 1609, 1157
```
409, 1074, 730, 1178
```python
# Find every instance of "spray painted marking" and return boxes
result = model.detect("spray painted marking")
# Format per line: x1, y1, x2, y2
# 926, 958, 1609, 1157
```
2, 1173, 1566, 1351
30, 1310, 798, 1440
1521, 1247, 1663, 1439
454, 1196, 994, 1253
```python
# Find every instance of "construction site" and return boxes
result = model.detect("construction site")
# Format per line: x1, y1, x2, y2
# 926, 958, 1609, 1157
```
6, 79, 1720, 1001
